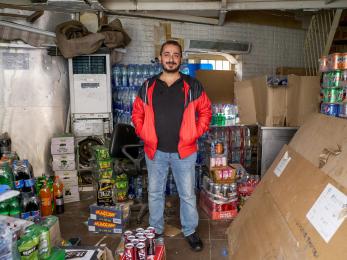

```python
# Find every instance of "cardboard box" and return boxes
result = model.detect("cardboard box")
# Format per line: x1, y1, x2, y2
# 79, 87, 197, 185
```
195, 70, 234, 104
227, 114, 347, 259
52, 153, 76, 171
55, 171, 80, 203
55, 170, 78, 184
41, 216, 62, 247
89, 204, 123, 224
276, 67, 306, 76
63, 186, 80, 203
235, 75, 320, 126
88, 219, 123, 234
51, 136, 74, 155
199, 189, 238, 220
210, 166, 235, 184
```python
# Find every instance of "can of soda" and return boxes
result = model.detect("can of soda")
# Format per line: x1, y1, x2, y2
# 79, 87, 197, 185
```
136, 228, 145, 233
146, 226, 155, 234
136, 232, 145, 239
138, 236, 147, 251
124, 243, 135, 260
339, 102, 347, 117
322, 87, 344, 103
126, 235, 136, 244
136, 242, 147, 260
222, 157, 227, 166
143, 229, 151, 236
321, 103, 340, 117
146, 233, 156, 255
124, 230, 133, 241
130, 239, 139, 246
221, 184, 229, 198
213, 184, 222, 196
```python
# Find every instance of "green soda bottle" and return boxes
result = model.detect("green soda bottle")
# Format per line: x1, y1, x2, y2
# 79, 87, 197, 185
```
0, 200, 9, 215
8, 197, 21, 218
0, 162, 14, 189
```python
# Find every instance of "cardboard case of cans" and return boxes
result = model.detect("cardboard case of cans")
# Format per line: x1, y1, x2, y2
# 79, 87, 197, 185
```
119, 227, 166, 260
88, 203, 130, 234
319, 53, 347, 118
199, 163, 260, 220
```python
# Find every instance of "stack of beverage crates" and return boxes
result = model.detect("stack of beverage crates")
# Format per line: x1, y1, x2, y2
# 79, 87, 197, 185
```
0, 214, 64, 259
112, 64, 162, 125
88, 203, 130, 234
0, 154, 41, 222
51, 134, 80, 203
111, 63, 190, 125
0, 134, 64, 259
319, 53, 347, 118
198, 126, 252, 169
198, 125, 259, 220
199, 130, 238, 220
90, 145, 128, 205
88, 145, 130, 234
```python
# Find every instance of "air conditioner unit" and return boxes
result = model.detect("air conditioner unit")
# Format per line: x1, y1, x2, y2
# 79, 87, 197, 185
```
184, 39, 251, 54
68, 54, 112, 118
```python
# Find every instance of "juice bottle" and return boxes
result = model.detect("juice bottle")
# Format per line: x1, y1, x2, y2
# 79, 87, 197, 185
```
39, 181, 52, 217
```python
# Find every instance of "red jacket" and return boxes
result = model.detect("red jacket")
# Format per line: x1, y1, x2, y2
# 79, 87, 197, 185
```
132, 74, 212, 160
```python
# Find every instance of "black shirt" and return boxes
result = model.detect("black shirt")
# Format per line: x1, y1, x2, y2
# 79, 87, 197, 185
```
152, 75, 185, 153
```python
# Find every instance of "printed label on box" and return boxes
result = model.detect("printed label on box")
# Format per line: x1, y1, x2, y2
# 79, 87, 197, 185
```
274, 151, 291, 177
306, 183, 347, 243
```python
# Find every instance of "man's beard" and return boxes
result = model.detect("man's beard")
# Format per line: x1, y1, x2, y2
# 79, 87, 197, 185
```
162, 62, 180, 73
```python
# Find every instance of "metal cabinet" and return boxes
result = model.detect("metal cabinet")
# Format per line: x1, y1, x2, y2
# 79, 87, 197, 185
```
257, 126, 298, 177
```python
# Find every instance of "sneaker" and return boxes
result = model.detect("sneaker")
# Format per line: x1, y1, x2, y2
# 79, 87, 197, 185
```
185, 232, 203, 252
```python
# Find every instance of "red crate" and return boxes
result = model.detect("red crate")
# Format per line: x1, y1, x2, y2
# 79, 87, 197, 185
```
199, 190, 238, 220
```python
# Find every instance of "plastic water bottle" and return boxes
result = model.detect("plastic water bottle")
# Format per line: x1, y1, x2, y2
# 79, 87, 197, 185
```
180, 63, 190, 75
0, 221, 12, 260
135, 65, 142, 87
149, 64, 156, 77
143, 65, 149, 82
128, 65, 135, 86
121, 66, 128, 87
113, 65, 121, 88
123, 87, 130, 112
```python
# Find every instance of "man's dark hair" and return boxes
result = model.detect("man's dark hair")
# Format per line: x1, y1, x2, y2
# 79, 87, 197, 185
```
160, 40, 183, 56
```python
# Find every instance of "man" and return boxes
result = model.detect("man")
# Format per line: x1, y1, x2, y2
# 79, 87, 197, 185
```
132, 40, 211, 252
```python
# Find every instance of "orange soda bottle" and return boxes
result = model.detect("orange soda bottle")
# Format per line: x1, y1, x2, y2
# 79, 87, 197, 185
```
40, 181, 52, 216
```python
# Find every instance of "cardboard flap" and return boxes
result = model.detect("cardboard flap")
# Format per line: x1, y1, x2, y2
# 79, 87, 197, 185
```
289, 113, 347, 188
234, 79, 257, 124
227, 186, 304, 260
195, 70, 234, 104
228, 143, 347, 259
286, 75, 320, 127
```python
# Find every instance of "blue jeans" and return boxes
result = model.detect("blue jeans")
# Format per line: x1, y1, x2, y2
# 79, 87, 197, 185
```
145, 150, 198, 237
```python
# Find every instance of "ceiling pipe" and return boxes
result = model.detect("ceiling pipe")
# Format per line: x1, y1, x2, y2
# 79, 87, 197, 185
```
218, 0, 227, 26
102, 0, 347, 11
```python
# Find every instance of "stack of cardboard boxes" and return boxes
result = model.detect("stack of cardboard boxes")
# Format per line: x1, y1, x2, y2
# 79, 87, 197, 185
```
88, 203, 130, 234
227, 114, 347, 259
51, 134, 80, 203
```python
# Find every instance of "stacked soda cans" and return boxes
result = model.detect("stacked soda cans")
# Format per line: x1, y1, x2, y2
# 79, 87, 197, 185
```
319, 53, 347, 118
123, 227, 156, 260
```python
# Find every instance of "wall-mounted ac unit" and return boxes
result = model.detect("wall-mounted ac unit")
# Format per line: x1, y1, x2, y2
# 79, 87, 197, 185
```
68, 54, 112, 118
184, 39, 251, 54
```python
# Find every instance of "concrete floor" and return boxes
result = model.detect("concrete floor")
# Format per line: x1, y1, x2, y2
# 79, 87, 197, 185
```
59, 192, 231, 260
